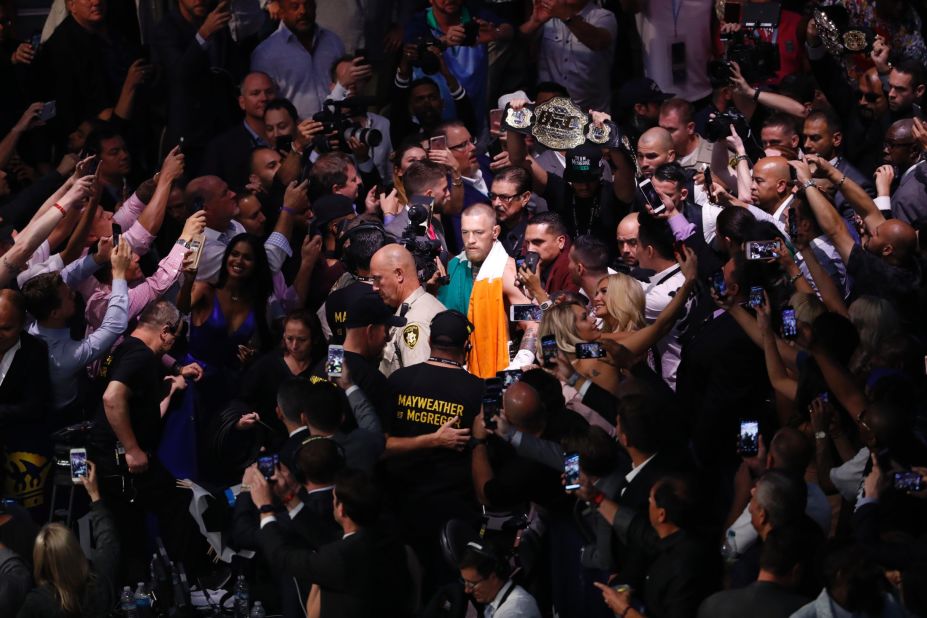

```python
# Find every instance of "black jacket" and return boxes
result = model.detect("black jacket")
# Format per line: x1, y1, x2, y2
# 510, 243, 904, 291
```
15, 501, 120, 618
258, 523, 414, 618
697, 581, 810, 618
152, 11, 244, 160
202, 123, 261, 190
0, 333, 51, 434
0, 546, 30, 617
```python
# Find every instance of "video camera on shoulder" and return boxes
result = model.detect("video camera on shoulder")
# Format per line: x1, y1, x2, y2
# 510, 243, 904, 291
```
401, 195, 446, 285
713, 1, 781, 84
311, 98, 383, 153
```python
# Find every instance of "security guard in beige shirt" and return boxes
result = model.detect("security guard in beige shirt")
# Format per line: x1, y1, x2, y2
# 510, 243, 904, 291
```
370, 245, 446, 376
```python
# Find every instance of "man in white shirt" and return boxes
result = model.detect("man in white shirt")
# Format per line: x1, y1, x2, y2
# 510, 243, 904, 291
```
250, 0, 346, 119
521, 0, 617, 112
749, 156, 794, 233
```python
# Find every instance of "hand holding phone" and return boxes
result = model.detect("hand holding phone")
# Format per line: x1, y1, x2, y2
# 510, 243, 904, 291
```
736, 420, 759, 457
541, 335, 558, 367
564, 453, 581, 491
257, 454, 279, 482
326, 345, 345, 377
70, 448, 88, 484
639, 178, 665, 213
429, 135, 446, 151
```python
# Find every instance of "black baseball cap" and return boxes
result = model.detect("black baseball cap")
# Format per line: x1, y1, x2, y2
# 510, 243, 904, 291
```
430, 310, 473, 348
617, 78, 674, 109
311, 194, 355, 231
344, 288, 406, 329
326, 281, 369, 343
564, 143, 603, 183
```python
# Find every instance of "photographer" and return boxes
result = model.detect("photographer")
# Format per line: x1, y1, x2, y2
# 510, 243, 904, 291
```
458, 540, 542, 617
383, 159, 452, 254
403, 0, 512, 130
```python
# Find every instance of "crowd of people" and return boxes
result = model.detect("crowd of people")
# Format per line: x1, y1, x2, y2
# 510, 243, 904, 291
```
1, 0, 927, 616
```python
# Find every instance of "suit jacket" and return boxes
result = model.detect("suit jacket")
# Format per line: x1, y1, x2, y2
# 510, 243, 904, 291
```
0, 333, 51, 438
202, 123, 263, 190
890, 161, 927, 224
258, 524, 413, 618
152, 11, 243, 159
833, 157, 875, 221
279, 427, 310, 479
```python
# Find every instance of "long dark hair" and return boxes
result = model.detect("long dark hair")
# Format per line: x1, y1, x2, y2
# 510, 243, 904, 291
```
216, 233, 273, 351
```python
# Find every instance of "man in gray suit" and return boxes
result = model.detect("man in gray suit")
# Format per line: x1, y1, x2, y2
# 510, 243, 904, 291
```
875, 119, 927, 224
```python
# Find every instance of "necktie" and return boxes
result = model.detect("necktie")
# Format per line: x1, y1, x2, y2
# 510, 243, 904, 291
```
399, 303, 410, 318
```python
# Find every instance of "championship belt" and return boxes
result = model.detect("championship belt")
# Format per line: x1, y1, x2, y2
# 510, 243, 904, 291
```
813, 6, 874, 56
502, 97, 622, 151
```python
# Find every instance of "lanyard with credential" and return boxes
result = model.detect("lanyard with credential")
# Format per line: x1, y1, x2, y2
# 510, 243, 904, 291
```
671, 0, 683, 38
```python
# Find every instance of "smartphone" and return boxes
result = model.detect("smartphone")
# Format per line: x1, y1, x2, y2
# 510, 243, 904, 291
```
524, 251, 540, 272
111, 222, 122, 246
541, 334, 558, 367
748, 286, 764, 308
189, 232, 205, 271
69, 448, 88, 484
30, 32, 42, 51
326, 344, 345, 377
737, 420, 759, 457
818, 391, 829, 403
709, 270, 727, 297
257, 454, 278, 480
564, 453, 581, 491
723, 0, 742, 24
638, 178, 664, 213
788, 205, 799, 240
37, 101, 57, 122
429, 135, 447, 151
510, 303, 543, 322
781, 307, 798, 339
489, 108, 503, 133
497, 369, 523, 387
354, 48, 369, 65
515, 257, 525, 270
745, 240, 779, 261
703, 166, 714, 202
575, 342, 607, 359
482, 393, 500, 430
178, 136, 185, 154
893, 471, 924, 493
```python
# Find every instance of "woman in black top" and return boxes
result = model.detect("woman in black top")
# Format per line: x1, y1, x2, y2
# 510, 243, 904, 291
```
17, 461, 120, 618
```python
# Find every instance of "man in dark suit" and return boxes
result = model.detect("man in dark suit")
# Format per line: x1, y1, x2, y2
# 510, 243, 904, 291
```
802, 109, 876, 226
586, 476, 719, 618
202, 71, 276, 189
0, 290, 52, 512
152, 0, 246, 175
876, 119, 927, 225
252, 468, 412, 618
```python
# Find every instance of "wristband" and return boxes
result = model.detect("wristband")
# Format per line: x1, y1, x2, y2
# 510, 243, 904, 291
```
566, 372, 581, 388
836, 174, 847, 189
592, 490, 605, 507
801, 179, 817, 192
282, 206, 300, 216
735, 154, 750, 164
753, 88, 762, 103
53, 203, 67, 216
789, 273, 802, 285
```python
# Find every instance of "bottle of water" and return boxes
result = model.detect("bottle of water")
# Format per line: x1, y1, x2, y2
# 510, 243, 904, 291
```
250, 601, 266, 618
134, 582, 153, 618
234, 575, 250, 618
120, 586, 138, 618
720, 529, 739, 563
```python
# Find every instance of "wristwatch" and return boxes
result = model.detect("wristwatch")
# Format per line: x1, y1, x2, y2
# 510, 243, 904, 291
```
566, 372, 581, 388
814, 431, 827, 441
258, 504, 275, 514
175, 238, 191, 249
539, 300, 553, 312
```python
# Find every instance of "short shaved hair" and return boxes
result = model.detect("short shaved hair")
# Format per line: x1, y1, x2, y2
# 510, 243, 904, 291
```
462, 202, 497, 225
639, 127, 674, 151
659, 98, 695, 124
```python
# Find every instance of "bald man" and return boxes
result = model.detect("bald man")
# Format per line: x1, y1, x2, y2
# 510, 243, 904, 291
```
616, 213, 641, 268
876, 119, 927, 224
370, 245, 447, 375
636, 127, 676, 178
750, 157, 794, 225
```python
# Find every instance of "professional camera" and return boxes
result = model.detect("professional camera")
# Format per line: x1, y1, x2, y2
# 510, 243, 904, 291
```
705, 106, 764, 160
401, 196, 446, 285
412, 37, 445, 75
311, 98, 383, 153
726, 32, 780, 84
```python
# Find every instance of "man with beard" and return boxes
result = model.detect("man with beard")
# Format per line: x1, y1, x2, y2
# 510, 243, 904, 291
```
250, 0, 345, 119
874, 119, 927, 224
616, 78, 674, 150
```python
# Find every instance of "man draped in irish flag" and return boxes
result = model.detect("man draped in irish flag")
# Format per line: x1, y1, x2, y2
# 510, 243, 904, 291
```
437, 204, 533, 378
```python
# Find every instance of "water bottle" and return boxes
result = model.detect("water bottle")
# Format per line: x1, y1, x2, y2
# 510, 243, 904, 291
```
720, 529, 739, 563
234, 575, 250, 618
134, 582, 153, 618
250, 601, 266, 618
120, 586, 138, 618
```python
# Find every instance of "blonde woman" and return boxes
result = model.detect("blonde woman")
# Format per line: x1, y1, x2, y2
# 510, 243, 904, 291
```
18, 461, 119, 618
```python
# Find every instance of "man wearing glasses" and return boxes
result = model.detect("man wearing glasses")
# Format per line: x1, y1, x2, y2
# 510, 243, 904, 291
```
490, 166, 533, 258
458, 540, 541, 617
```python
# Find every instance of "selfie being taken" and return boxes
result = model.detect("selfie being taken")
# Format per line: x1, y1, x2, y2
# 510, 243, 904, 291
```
1, 0, 927, 616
